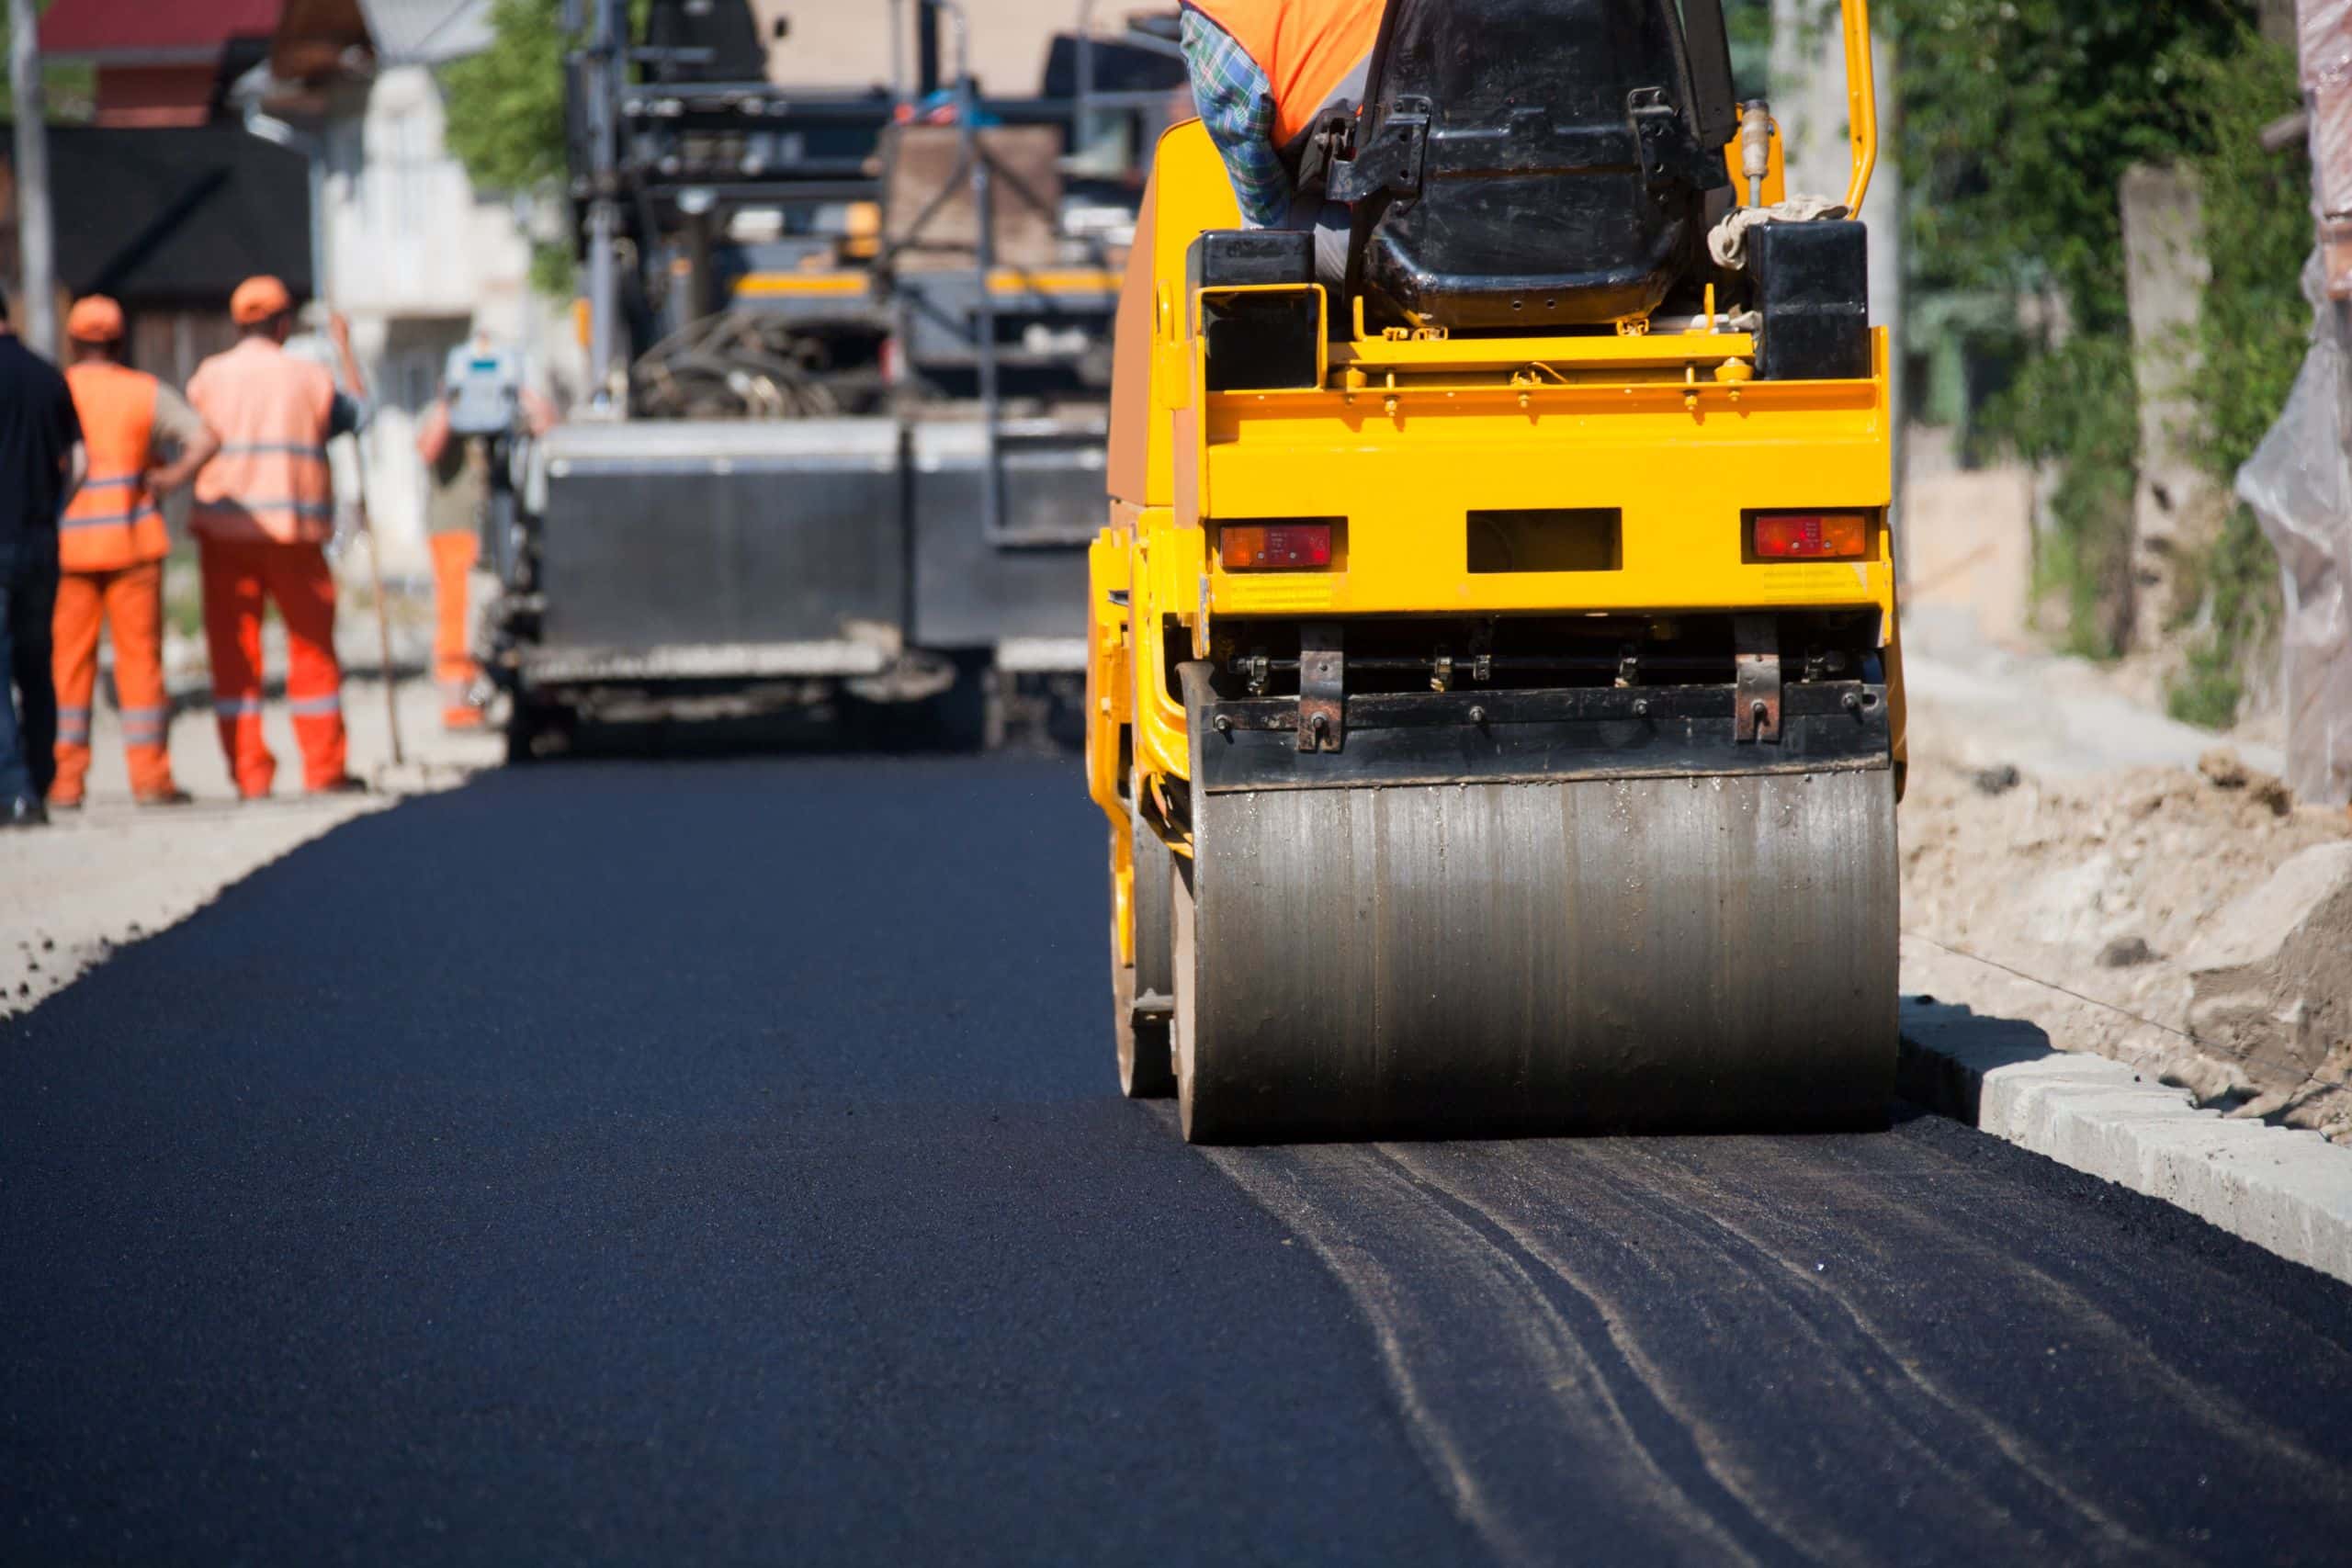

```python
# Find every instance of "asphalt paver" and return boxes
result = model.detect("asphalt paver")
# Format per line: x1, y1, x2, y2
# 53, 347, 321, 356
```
5, 756, 2350, 1565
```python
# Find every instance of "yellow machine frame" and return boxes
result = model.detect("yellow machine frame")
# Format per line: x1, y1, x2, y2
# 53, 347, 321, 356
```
1090, 0, 1898, 973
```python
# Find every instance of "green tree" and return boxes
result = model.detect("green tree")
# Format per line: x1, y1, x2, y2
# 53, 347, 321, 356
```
2170, 34, 2309, 724
440, 0, 577, 194
1877, 1, 2308, 717
0, 1, 96, 124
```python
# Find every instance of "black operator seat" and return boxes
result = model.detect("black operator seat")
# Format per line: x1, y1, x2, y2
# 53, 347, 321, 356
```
1332, 0, 1739, 333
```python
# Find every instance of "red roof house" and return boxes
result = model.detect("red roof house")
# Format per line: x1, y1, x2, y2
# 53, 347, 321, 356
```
40, 0, 288, 128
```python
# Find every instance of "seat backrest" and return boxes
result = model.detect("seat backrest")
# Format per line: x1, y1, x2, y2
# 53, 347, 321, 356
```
1344, 0, 1735, 332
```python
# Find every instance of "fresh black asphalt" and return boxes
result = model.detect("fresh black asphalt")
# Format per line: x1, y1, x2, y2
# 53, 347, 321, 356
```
4, 755, 2350, 1565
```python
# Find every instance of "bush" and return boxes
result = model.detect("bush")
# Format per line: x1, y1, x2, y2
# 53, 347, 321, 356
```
1879, 3, 2308, 716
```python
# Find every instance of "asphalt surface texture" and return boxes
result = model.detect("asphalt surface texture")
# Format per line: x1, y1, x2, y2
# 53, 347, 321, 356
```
5, 753, 2351, 1566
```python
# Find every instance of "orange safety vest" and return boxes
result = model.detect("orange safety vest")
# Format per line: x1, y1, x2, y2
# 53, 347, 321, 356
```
187, 337, 339, 546
1187, 0, 1388, 152
60, 361, 169, 572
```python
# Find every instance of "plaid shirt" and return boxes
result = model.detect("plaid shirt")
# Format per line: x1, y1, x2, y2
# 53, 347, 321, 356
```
1181, 9, 1294, 227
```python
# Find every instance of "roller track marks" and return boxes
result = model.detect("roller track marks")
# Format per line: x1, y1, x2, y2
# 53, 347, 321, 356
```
1392, 1142, 2154, 1568
1648, 1135, 2352, 1510
1200, 1120, 2352, 1567
1201, 1135, 1772, 1568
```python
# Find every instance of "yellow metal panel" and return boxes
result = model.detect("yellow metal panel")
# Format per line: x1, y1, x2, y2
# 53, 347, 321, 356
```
1101, 10, 1896, 819
982, 268, 1125, 294
733, 268, 1124, 299
733, 274, 872, 299
1137, 122, 1243, 510
1088, 524, 1136, 965
1133, 507, 1195, 789
1198, 334, 1896, 628
1843, 0, 1880, 212
1086, 525, 1134, 829
1332, 332, 1758, 373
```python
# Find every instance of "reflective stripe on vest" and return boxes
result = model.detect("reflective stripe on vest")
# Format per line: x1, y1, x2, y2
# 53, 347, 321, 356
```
1184, 0, 1386, 151
62, 363, 169, 571
187, 340, 339, 546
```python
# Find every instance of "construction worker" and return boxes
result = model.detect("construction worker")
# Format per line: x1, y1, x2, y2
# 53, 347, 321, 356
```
1179, 0, 1388, 279
50, 296, 220, 810
414, 333, 557, 730
0, 295, 85, 829
186, 276, 370, 799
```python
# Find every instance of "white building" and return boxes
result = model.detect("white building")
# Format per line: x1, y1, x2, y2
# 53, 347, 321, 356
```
261, 0, 582, 575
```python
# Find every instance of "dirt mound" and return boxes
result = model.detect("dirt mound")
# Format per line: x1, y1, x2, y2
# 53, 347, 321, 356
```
1901, 749, 2352, 1140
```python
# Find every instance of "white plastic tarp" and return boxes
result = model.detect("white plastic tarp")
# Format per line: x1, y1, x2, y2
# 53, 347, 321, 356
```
2238, 255, 2352, 806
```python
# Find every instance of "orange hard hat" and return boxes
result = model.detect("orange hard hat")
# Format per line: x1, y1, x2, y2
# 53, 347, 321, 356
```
231, 276, 295, 326
65, 295, 125, 344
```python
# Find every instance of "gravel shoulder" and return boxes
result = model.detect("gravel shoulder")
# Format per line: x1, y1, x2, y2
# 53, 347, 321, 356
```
1, 674, 497, 1020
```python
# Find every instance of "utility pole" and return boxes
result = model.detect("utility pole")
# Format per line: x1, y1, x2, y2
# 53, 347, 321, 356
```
583, 0, 621, 410
9, 0, 57, 357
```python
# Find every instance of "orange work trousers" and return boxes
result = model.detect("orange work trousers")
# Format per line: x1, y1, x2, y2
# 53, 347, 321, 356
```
431, 531, 481, 727
199, 536, 347, 796
51, 561, 176, 804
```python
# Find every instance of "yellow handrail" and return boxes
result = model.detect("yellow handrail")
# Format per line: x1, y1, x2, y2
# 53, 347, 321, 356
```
1843, 0, 1879, 211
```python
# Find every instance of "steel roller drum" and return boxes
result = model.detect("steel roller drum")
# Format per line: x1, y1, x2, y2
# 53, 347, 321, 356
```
1170, 769, 1900, 1145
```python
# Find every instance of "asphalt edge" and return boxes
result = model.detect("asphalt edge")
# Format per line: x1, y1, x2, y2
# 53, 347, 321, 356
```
1897, 998, 2352, 1288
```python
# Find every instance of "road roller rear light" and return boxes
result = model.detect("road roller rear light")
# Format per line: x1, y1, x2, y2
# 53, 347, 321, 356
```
1220, 523, 1334, 571
1753, 513, 1870, 560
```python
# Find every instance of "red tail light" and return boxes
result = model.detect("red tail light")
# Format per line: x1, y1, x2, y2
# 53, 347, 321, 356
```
1220, 523, 1335, 571
1753, 513, 1870, 560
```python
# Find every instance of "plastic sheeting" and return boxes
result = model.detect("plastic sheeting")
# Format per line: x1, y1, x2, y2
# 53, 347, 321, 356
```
2238, 254, 2352, 807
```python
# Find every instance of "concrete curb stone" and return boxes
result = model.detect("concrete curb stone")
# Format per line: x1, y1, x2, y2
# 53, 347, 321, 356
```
1899, 998, 2352, 1287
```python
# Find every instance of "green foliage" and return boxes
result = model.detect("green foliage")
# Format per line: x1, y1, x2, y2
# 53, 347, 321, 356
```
2186, 37, 2311, 483
444, 0, 653, 297
0, 2, 96, 124
1881, 0, 2251, 330
1881, 3, 2310, 716
1724, 0, 1774, 99
530, 241, 579, 299
440, 0, 577, 194
2169, 637, 2247, 727
2167, 33, 2308, 722
1986, 333, 2140, 658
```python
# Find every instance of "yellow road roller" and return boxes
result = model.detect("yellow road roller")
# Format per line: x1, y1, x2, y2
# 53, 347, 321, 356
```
1087, 0, 1905, 1143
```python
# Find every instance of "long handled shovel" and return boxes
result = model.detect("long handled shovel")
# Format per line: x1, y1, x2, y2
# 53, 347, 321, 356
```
347, 435, 405, 770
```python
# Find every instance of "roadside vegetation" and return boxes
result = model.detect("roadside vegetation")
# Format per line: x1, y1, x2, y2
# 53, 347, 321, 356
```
1876, 0, 2310, 723
443, 0, 649, 296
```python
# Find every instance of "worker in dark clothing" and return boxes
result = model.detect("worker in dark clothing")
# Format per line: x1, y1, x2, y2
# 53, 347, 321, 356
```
0, 298, 87, 829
